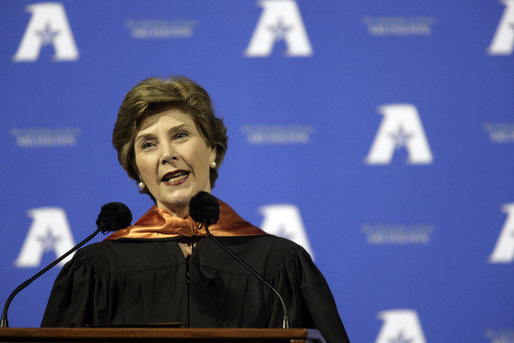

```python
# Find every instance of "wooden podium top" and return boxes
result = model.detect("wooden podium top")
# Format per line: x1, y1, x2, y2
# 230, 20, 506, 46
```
0, 327, 326, 343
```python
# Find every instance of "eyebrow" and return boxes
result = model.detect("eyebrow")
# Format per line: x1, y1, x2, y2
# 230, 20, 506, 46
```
135, 133, 154, 144
135, 124, 190, 143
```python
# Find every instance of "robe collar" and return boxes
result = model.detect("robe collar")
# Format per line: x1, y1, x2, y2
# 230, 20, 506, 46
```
104, 198, 266, 240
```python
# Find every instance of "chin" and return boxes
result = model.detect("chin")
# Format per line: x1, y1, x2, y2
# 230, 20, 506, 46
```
157, 184, 211, 212
161, 190, 197, 208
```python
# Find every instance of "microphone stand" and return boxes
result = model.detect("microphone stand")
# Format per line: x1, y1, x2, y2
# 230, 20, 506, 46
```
202, 224, 290, 329
0, 227, 103, 328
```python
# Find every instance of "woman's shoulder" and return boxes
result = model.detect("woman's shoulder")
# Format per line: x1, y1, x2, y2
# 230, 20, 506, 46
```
69, 240, 143, 273
229, 234, 313, 267
231, 235, 315, 281
253, 234, 309, 256
68, 241, 112, 275
221, 234, 306, 254
76, 238, 186, 272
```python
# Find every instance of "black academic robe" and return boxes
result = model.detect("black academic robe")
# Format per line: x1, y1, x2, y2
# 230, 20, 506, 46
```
41, 235, 349, 343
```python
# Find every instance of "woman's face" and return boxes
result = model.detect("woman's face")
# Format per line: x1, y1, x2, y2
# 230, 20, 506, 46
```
134, 108, 216, 217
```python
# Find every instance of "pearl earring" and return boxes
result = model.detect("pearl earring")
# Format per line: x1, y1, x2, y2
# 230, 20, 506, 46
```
138, 181, 145, 190
209, 161, 217, 168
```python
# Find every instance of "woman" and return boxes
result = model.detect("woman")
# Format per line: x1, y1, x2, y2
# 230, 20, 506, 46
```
41, 76, 350, 343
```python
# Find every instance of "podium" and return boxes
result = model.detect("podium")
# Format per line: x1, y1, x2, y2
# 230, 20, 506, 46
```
0, 328, 326, 343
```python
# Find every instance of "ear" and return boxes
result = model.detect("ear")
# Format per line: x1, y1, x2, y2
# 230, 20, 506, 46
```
209, 145, 217, 165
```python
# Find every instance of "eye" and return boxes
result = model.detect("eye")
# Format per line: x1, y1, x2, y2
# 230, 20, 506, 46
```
140, 141, 155, 150
174, 131, 188, 139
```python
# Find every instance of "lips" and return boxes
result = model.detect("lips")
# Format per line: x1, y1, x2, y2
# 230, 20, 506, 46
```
161, 170, 190, 185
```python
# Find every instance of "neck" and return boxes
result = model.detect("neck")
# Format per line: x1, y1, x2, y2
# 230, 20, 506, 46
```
156, 202, 189, 218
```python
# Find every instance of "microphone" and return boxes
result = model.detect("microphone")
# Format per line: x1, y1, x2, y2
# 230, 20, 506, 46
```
0, 202, 132, 328
189, 192, 290, 329
95, 202, 132, 233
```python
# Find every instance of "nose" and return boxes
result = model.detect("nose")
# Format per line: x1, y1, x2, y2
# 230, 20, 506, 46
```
160, 142, 178, 165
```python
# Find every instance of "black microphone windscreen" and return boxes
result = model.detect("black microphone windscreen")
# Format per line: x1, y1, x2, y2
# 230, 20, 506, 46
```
189, 192, 220, 227
96, 202, 132, 233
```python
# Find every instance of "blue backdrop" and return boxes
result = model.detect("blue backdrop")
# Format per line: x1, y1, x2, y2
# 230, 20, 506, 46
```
1, 1, 513, 342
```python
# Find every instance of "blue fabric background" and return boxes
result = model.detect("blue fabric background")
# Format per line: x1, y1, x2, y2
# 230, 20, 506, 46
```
1, 1, 513, 342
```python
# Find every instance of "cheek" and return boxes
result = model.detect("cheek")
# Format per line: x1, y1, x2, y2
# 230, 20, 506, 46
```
135, 155, 154, 180
186, 143, 209, 168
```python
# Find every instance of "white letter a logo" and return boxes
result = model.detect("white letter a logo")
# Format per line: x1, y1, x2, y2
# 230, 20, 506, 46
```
489, 203, 514, 263
376, 309, 427, 343
15, 207, 75, 267
488, 0, 514, 55
259, 204, 314, 258
245, 0, 312, 57
365, 104, 433, 165
14, 3, 79, 62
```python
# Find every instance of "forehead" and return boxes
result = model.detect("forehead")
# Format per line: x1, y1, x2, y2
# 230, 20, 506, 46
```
137, 108, 195, 134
